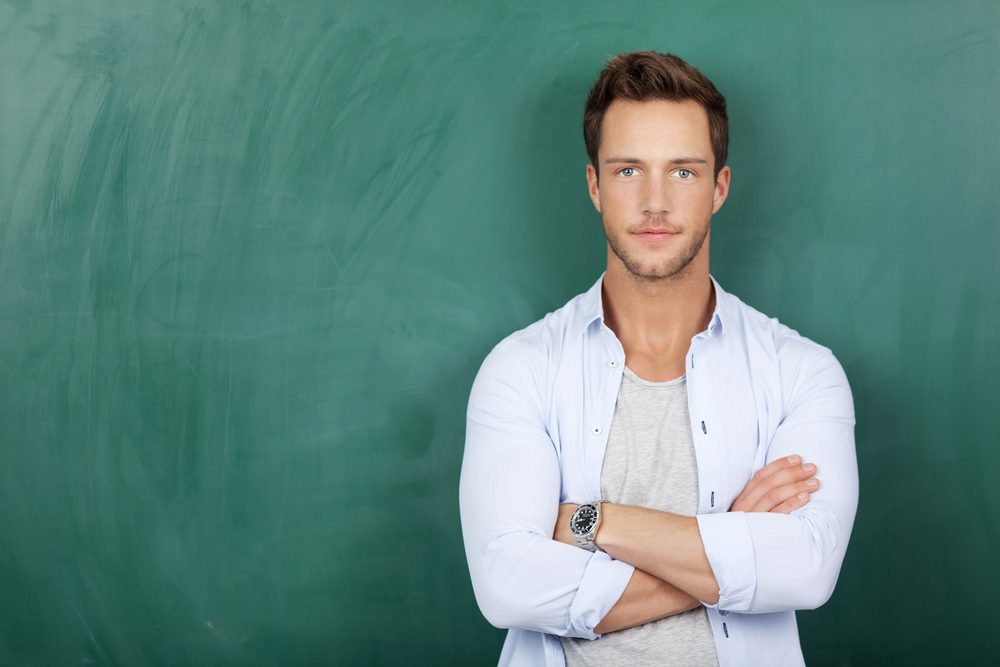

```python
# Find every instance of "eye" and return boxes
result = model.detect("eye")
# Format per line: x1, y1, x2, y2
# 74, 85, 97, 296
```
676, 168, 694, 179
618, 167, 636, 178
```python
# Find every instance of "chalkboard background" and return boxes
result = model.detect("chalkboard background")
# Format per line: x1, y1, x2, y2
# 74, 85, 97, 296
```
1, 1, 997, 664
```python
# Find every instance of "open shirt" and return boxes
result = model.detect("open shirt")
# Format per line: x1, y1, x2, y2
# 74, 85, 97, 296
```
459, 272, 858, 666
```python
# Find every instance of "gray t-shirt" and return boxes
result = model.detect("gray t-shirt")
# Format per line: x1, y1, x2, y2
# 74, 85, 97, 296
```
561, 365, 719, 666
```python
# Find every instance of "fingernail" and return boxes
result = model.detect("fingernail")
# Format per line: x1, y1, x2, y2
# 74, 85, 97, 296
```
805, 478, 818, 487
787, 455, 800, 464
803, 463, 815, 472
798, 492, 808, 500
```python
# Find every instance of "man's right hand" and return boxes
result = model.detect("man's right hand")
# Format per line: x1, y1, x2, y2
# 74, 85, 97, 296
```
730, 455, 819, 513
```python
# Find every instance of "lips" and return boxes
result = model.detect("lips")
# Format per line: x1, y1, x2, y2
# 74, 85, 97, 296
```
633, 227, 680, 245
635, 228, 680, 238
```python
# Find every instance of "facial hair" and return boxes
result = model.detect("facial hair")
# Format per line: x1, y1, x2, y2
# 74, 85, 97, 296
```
603, 218, 710, 282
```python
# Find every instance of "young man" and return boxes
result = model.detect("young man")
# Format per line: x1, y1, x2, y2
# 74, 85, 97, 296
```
459, 51, 858, 666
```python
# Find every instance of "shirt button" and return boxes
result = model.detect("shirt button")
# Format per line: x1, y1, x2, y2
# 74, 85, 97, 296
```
592, 426, 602, 435
608, 360, 617, 368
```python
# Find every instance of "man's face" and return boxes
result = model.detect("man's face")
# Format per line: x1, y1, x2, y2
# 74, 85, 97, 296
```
586, 98, 731, 282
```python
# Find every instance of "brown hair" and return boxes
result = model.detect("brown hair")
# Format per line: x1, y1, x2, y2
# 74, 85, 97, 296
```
583, 51, 728, 178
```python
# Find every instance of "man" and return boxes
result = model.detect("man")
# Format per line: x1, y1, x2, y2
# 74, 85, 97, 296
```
459, 51, 858, 666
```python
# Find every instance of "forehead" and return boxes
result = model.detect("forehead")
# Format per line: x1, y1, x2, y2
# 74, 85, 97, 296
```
599, 98, 712, 159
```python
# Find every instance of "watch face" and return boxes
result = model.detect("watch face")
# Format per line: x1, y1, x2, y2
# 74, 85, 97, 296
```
572, 505, 598, 535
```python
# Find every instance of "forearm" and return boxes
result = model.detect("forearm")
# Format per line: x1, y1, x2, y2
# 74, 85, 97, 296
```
594, 567, 700, 634
595, 503, 721, 605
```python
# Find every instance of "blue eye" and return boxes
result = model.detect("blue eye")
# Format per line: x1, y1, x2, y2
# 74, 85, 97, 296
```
677, 169, 693, 179
619, 167, 635, 177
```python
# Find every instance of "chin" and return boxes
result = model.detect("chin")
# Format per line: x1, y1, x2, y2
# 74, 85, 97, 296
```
626, 255, 696, 281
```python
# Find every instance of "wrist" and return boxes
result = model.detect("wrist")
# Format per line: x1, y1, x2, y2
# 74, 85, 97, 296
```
593, 502, 617, 550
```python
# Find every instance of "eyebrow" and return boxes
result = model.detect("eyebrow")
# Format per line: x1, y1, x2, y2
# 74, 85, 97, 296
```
603, 157, 709, 165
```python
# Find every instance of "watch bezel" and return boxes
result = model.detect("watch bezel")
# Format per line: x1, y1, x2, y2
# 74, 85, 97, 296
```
570, 503, 600, 536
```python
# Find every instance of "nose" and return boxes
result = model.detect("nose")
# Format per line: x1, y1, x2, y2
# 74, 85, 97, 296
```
641, 171, 671, 216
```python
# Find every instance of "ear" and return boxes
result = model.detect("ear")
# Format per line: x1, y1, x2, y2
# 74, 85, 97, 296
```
711, 164, 731, 214
586, 163, 602, 213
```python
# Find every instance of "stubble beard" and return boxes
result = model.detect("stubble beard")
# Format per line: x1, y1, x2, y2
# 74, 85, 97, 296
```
604, 218, 711, 283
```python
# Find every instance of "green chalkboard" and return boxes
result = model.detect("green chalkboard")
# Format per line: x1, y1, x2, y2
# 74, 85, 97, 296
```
1, 1, 997, 664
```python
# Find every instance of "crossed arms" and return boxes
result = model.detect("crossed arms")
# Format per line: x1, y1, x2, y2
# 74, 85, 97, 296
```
459, 340, 858, 638
552, 455, 823, 633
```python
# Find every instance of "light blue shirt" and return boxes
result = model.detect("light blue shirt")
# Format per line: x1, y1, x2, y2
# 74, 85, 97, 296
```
459, 272, 858, 666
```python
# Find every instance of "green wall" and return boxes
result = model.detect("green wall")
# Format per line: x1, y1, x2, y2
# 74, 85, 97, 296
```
1, 1, 997, 664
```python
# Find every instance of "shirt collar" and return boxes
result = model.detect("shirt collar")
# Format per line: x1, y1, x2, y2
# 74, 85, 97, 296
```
579, 270, 727, 337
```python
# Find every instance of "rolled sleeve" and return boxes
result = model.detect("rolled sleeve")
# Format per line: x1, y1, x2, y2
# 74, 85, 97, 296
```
696, 511, 757, 610
568, 550, 635, 638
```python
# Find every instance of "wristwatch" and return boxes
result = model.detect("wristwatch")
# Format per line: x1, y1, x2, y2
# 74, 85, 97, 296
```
569, 501, 604, 552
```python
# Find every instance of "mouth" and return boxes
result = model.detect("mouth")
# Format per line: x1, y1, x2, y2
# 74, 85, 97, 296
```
634, 228, 680, 241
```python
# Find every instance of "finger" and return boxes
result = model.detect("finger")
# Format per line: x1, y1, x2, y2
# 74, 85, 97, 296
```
735, 455, 804, 501
734, 462, 817, 511
740, 463, 817, 510
750, 477, 820, 513
761, 463, 818, 491
751, 455, 804, 483
770, 490, 813, 514
731, 456, 800, 509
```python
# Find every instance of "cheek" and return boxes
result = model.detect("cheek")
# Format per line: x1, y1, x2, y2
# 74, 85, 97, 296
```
679, 185, 716, 213
600, 186, 635, 216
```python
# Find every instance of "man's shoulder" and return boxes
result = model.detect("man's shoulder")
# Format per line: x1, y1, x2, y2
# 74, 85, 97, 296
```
468, 285, 590, 410
487, 282, 594, 359
719, 285, 846, 383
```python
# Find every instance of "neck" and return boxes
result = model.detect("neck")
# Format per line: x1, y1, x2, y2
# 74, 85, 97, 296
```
601, 257, 715, 356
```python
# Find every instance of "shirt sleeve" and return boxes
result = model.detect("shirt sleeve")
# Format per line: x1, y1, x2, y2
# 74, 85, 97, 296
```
696, 344, 859, 613
459, 339, 635, 638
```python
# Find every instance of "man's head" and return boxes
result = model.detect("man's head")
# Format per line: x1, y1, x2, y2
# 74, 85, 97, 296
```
584, 51, 728, 180
583, 51, 731, 282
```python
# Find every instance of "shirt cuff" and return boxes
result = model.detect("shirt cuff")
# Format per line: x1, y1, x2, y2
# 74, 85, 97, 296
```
567, 550, 635, 639
696, 511, 757, 611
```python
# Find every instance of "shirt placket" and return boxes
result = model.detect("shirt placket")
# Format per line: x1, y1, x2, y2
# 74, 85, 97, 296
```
687, 331, 728, 515
586, 324, 624, 499
687, 330, 738, 659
